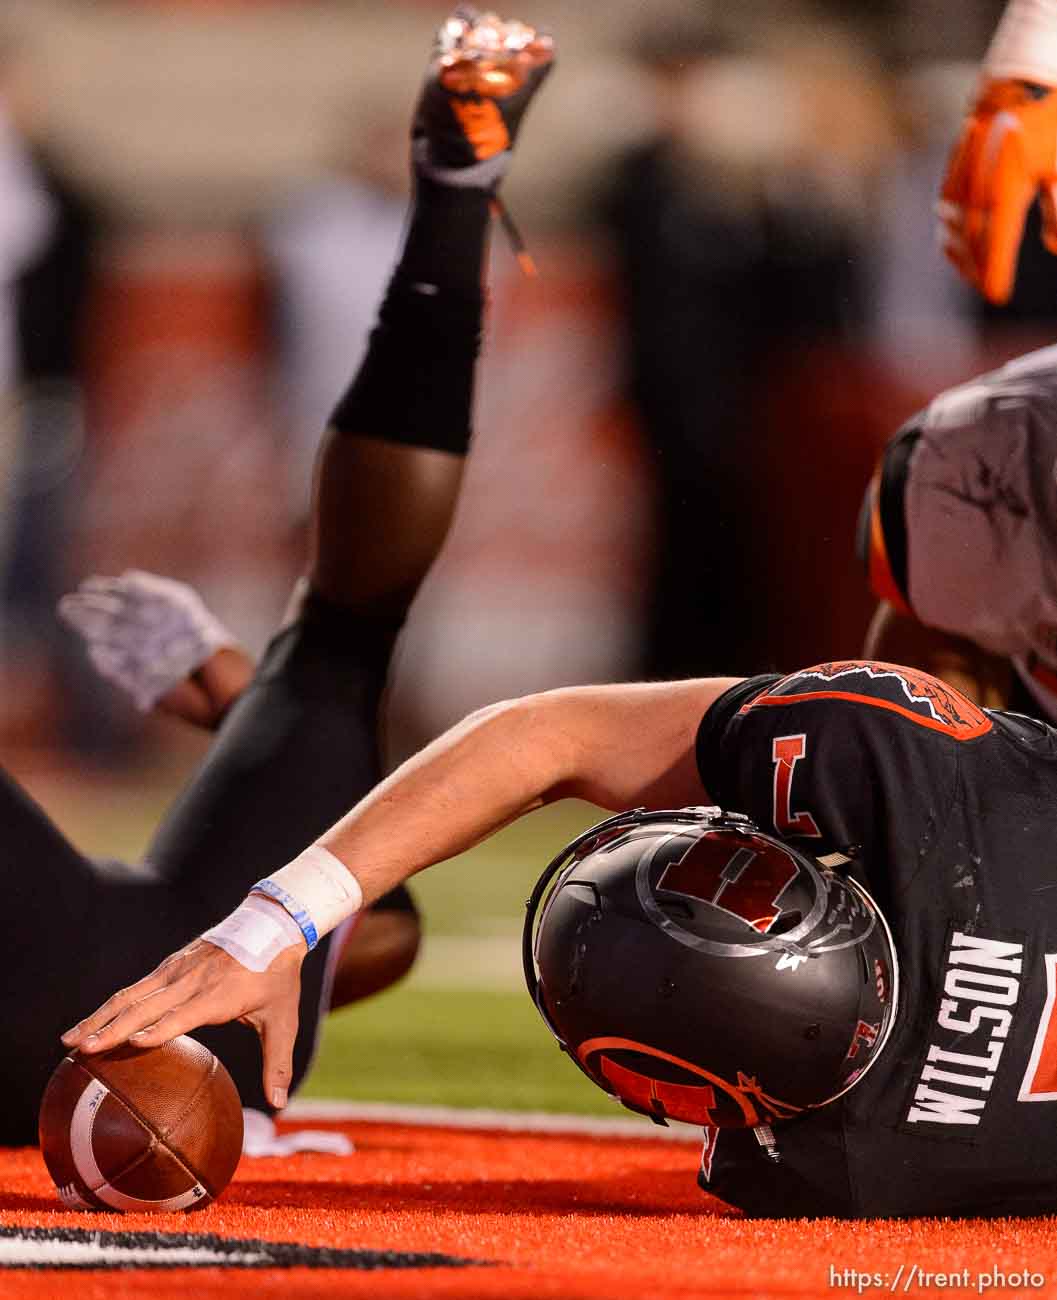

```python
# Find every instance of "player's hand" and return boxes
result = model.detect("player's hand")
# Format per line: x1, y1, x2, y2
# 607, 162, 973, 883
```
61, 934, 306, 1110
58, 569, 250, 724
938, 78, 1057, 303
413, 6, 555, 189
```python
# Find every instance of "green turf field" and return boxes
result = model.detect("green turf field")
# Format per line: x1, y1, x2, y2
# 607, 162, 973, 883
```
303, 987, 615, 1113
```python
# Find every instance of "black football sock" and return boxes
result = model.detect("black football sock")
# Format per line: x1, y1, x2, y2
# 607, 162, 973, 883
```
328, 179, 490, 456
397, 176, 491, 298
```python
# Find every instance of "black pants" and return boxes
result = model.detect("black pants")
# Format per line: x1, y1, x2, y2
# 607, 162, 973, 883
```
3, 593, 411, 1144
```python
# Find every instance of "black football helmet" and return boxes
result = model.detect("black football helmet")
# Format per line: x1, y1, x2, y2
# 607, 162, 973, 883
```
523, 807, 898, 1129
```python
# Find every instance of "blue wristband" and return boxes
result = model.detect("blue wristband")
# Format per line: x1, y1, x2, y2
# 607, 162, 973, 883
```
251, 878, 319, 951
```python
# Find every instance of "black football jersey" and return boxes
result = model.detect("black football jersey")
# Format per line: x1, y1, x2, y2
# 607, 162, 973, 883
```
694, 660, 1057, 1218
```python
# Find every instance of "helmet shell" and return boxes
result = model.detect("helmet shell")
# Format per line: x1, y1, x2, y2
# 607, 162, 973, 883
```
530, 810, 898, 1128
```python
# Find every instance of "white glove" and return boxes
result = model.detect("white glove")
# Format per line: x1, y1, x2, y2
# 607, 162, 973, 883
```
241, 1108, 354, 1157
58, 569, 238, 712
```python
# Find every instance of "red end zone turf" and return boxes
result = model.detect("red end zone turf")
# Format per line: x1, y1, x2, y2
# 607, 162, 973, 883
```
2, 1115, 1056, 1298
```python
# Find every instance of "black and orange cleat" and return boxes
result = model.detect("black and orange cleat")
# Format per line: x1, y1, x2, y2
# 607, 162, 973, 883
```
412, 7, 554, 273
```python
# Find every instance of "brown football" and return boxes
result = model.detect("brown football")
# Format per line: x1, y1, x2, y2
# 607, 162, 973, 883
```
38, 1036, 244, 1212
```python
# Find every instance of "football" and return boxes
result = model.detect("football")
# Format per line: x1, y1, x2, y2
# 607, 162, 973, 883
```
39, 1036, 244, 1212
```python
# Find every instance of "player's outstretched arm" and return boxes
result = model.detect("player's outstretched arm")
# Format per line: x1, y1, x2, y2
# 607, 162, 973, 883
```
62, 677, 737, 1105
939, 0, 1057, 302
59, 570, 255, 729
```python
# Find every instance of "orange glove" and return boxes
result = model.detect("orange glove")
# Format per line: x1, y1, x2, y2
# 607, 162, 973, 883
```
938, 78, 1057, 304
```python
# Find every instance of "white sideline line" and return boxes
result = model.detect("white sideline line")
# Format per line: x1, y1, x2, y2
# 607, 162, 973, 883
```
0, 1240, 251, 1268
285, 1098, 700, 1142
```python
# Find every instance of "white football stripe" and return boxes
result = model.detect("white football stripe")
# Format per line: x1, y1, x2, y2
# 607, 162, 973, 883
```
0, 1238, 265, 1267
69, 1078, 110, 1192
69, 1077, 208, 1212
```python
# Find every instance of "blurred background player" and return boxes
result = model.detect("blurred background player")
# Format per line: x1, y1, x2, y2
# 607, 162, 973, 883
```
597, 10, 885, 680
4, 68, 100, 755
0, 36, 53, 411
1, 8, 553, 1146
859, 344, 1057, 717
0, 31, 56, 644
861, 0, 1057, 716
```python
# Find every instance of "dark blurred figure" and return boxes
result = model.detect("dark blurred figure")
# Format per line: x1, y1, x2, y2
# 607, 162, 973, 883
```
0, 34, 55, 738
1, 39, 101, 751
601, 15, 890, 679
0, 32, 52, 422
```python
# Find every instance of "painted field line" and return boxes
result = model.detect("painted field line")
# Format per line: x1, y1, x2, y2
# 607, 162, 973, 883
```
286, 1098, 700, 1142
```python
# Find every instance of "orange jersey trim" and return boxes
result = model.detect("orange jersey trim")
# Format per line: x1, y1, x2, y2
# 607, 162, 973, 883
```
865, 472, 914, 618
745, 687, 993, 741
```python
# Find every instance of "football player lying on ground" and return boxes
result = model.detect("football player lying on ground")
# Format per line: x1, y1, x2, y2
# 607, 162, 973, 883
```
939, 0, 1057, 303
5, 8, 553, 1147
67, 646, 1057, 1218
858, 343, 1057, 721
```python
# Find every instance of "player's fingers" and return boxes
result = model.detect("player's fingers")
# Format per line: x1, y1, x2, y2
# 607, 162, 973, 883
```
58, 587, 124, 613
61, 944, 207, 1045
971, 119, 1035, 304
937, 124, 986, 288
56, 592, 123, 634
935, 200, 976, 279
77, 983, 195, 1054
122, 568, 183, 597
62, 970, 185, 1047
980, 186, 1035, 304
76, 576, 132, 601
126, 995, 230, 1050
257, 1002, 299, 1111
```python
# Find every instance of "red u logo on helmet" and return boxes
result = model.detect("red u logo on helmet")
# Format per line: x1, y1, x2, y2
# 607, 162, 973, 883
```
658, 836, 801, 934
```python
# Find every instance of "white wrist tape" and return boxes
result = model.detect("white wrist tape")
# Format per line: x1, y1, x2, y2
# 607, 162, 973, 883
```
251, 845, 363, 951
985, 0, 1057, 86
202, 894, 306, 972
